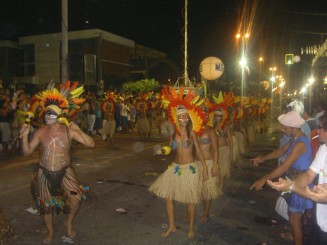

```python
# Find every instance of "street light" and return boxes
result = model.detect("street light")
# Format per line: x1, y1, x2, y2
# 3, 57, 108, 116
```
308, 76, 315, 114
239, 57, 247, 67
279, 81, 285, 114
236, 32, 250, 100
258, 57, 264, 82
269, 67, 277, 120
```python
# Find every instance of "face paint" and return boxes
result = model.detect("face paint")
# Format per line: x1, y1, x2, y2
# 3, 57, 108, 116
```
45, 110, 58, 119
177, 113, 189, 126
45, 110, 58, 124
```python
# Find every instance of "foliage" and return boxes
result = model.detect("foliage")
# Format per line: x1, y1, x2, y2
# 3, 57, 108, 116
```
122, 79, 160, 94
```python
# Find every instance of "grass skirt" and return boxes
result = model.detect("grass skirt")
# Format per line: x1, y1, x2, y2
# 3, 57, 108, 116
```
232, 136, 239, 163
100, 120, 116, 136
235, 131, 246, 154
148, 162, 201, 204
136, 118, 150, 134
218, 146, 231, 178
197, 160, 222, 200
0, 207, 14, 241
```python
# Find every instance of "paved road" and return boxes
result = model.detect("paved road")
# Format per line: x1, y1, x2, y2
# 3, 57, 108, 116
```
0, 127, 321, 245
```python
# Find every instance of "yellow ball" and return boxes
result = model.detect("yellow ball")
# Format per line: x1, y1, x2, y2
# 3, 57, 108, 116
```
161, 146, 171, 155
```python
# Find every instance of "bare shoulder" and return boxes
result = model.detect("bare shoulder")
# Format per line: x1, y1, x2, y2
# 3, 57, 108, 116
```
34, 126, 47, 136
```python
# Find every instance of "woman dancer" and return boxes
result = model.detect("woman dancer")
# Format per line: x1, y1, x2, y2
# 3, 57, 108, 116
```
149, 87, 208, 238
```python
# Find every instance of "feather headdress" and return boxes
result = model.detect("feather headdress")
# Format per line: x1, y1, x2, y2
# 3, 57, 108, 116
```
205, 98, 229, 128
161, 86, 206, 136
100, 92, 116, 113
34, 81, 85, 125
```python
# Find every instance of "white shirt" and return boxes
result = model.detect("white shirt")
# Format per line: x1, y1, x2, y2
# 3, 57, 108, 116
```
310, 144, 327, 232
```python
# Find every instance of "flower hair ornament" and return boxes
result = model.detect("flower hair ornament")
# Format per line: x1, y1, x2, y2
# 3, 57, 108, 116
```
35, 81, 85, 125
161, 86, 206, 136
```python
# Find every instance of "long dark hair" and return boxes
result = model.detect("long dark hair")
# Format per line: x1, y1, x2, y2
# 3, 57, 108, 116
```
172, 117, 192, 140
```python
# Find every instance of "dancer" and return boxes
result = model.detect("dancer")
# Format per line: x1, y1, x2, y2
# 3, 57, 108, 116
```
135, 98, 150, 141
149, 87, 208, 238
21, 82, 95, 244
197, 106, 221, 224
100, 93, 116, 144
213, 108, 233, 190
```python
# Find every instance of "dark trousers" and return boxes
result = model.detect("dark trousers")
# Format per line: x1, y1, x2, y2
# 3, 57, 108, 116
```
320, 229, 327, 245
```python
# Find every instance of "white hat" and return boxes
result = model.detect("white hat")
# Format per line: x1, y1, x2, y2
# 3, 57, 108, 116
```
278, 111, 305, 128
287, 99, 304, 115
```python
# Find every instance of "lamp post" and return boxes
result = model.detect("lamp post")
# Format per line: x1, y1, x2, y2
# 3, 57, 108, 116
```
269, 67, 277, 119
258, 57, 264, 82
308, 77, 315, 115
279, 80, 285, 114
236, 33, 250, 100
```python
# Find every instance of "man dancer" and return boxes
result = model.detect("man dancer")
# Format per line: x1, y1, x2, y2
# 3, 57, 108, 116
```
21, 85, 95, 244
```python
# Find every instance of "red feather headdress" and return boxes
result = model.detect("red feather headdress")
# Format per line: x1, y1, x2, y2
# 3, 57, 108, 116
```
161, 86, 206, 136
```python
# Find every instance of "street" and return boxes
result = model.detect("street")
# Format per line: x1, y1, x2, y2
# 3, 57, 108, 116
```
0, 126, 321, 245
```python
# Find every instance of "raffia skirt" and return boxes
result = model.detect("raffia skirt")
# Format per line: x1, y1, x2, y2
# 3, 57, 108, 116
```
218, 146, 231, 178
232, 136, 239, 163
136, 118, 150, 134
0, 207, 14, 241
148, 162, 201, 204
235, 131, 246, 154
100, 120, 116, 136
246, 125, 255, 143
197, 160, 222, 200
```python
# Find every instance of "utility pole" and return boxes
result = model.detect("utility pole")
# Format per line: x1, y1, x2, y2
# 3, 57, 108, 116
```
61, 0, 69, 83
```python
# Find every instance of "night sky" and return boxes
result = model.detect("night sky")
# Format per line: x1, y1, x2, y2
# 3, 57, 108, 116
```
1, 0, 326, 88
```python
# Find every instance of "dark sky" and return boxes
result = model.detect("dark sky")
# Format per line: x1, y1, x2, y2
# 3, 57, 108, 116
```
1, 0, 326, 87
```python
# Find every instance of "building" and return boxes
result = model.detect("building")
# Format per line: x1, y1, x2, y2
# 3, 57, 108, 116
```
0, 28, 179, 93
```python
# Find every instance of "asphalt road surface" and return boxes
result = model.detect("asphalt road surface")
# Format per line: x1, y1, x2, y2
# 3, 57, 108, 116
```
0, 127, 321, 245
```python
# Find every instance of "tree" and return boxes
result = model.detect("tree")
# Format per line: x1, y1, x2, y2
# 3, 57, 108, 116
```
122, 79, 160, 94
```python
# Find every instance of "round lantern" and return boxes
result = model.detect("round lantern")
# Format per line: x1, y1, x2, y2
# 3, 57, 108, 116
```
199, 57, 224, 80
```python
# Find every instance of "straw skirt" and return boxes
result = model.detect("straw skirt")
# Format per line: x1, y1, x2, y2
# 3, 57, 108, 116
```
0, 207, 14, 241
100, 120, 116, 136
218, 146, 231, 178
148, 162, 201, 204
136, 118, 150, 134
197, 160, 222, 200
235, 131, 246, 154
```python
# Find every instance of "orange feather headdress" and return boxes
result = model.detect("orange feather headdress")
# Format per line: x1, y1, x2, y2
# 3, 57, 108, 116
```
161, 86, 206, 136
33, 81, 85, 125
100, 92, 116, 113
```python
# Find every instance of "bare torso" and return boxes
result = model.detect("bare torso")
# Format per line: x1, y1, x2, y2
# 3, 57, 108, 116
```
38, 125, 71, 171
173, 132, 195, 165
215, 124, 228, 147
198, 127, 214, 160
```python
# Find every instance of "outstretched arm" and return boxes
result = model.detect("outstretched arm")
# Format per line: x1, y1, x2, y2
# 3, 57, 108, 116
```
267, 169, 317, 198
250, 140, 291, 167
250, 141, 306, 191
306, 184, 327, 203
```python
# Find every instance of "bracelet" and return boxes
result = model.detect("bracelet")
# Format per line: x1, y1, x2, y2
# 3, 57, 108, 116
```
288, 181, 295, 193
